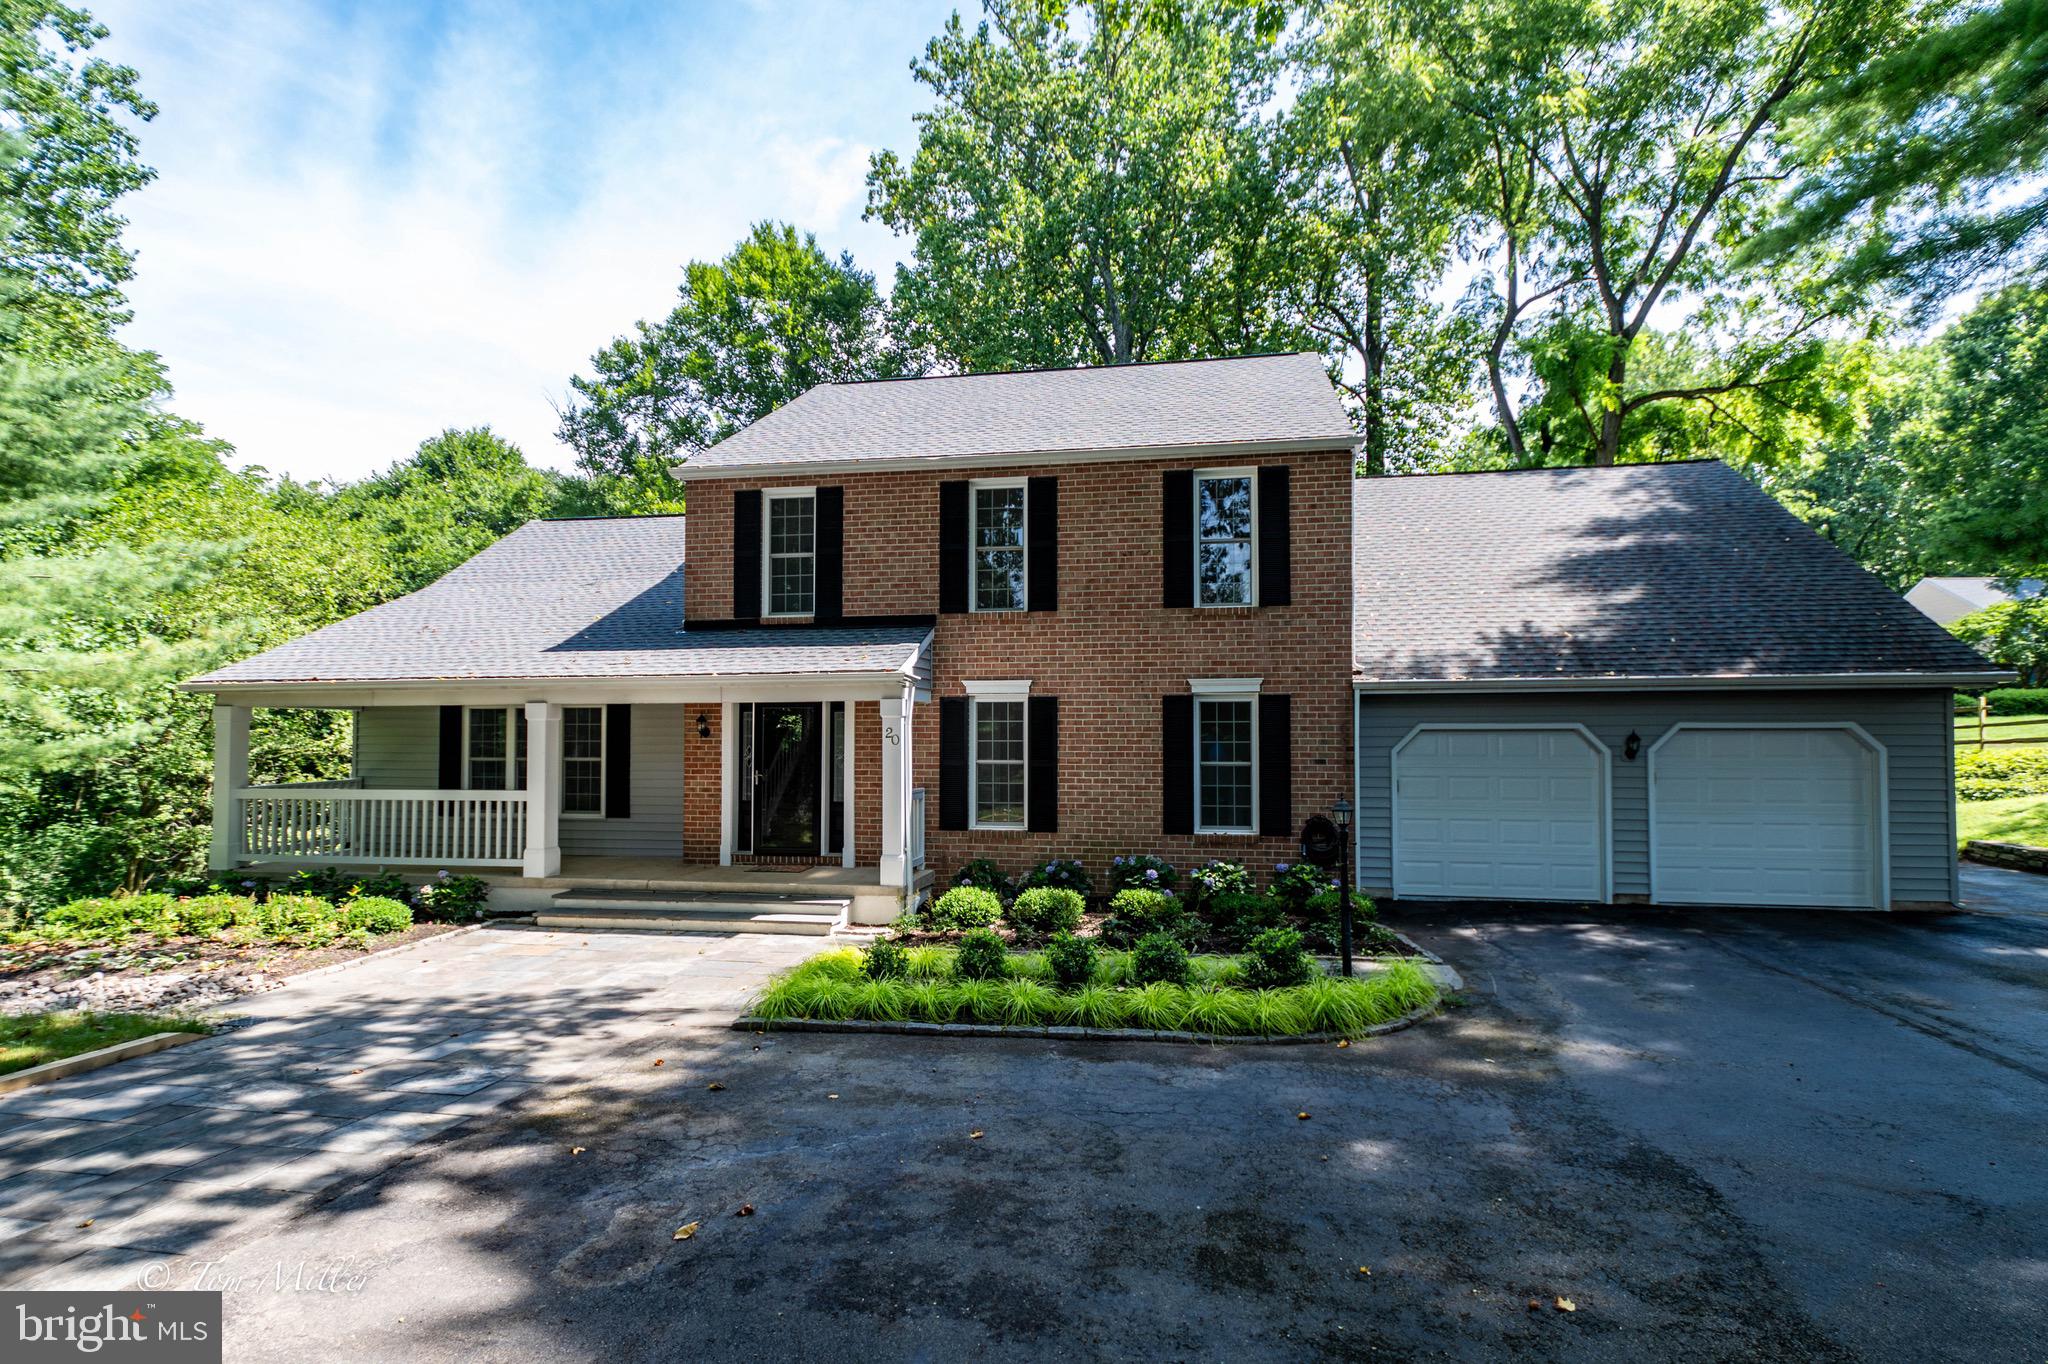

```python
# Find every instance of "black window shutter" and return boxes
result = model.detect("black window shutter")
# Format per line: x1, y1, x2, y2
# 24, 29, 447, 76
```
438, 706, 463, 789
733, 489, 761, 621
605, 704, 632, 819
938, 481, 969, 614
1259, 694, 1291, 837
1258, 465, 1291, 606
1161, 694, 1193, 834
939, 696, 969, 829
1162, 470, 1194, 608
1027, 476, 1058, 612
1027, 695, 1058, 832
814, 486, 844, 622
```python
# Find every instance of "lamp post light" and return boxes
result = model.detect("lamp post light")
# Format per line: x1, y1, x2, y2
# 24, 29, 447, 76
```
1332, 796, 1354, 977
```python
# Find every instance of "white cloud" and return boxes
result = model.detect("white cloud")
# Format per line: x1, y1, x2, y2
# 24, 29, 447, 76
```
91, 0, 949, 482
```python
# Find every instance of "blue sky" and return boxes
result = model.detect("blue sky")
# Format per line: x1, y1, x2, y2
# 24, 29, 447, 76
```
92, 0, 958, 481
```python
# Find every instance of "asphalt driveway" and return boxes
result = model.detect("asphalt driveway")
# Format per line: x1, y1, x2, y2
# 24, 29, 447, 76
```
8, 869, 2047, 1362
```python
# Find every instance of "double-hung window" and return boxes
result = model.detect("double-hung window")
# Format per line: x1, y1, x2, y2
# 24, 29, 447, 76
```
465, 707, 528, 791
764, 490, 816, 616
561, 706, 605, 816
1195, 469, 1256, 607
1194, 695, 1256, 833
970, 693, 1027, 830
971, 479, 1027, 611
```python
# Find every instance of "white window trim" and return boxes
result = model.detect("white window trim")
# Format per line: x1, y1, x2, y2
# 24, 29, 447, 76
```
462, 706, 525, 792
968, 476, 1028, 613
1193, 466, 1258, 609
963, 678, 1032, 696
762, 486, 817, 619
1188, 676, 1261, 695
559, 705, 606, 820
1193, 691, 1259, 835
968, 695, 1028, 832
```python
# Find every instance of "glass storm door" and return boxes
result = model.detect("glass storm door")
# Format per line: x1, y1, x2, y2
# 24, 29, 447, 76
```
753, 703, 823, 854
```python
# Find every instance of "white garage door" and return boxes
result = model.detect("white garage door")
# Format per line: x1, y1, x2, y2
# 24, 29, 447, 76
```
1393, 727, 1607, 901
1651, 726, 1882, 908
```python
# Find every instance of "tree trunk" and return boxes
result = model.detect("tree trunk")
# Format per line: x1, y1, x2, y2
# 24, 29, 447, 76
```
1594, 346, 1627, 465
1362, 183, 1386, 478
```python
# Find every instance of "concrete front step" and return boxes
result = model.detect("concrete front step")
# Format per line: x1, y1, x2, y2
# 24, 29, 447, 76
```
535, 888, 848, 936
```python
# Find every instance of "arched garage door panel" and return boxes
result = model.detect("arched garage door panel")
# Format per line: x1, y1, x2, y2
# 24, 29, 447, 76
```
1651, 726, 1882, 909
1393, 727, 1607, 901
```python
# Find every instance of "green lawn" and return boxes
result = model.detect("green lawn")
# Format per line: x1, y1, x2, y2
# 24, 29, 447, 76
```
1957, 793, 2048, 850
0, 1011, 209, 1076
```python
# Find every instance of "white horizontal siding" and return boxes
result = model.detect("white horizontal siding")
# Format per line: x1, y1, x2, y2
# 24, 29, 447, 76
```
560, 704, 685, 858
355, 706, 440, 788
1357, 688, 1956, 906
353, 703, 686, 860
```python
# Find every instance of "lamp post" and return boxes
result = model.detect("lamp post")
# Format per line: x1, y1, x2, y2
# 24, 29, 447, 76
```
1332, 796, 1353, 977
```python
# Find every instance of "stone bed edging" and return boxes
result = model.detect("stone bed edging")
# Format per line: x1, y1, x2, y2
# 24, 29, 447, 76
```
1962, 840, 2048, 875
0, 1029, 207, 1095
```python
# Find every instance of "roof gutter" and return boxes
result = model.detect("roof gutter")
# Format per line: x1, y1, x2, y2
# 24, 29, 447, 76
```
180, 668, 917, 695
1351, 670, 2015, 693
668, 434, 1359, 482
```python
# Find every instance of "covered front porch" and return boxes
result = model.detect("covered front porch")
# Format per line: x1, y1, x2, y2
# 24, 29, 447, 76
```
199, 670, 933, 924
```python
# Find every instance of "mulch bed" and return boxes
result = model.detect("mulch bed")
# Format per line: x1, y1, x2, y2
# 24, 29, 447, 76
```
0, 922, 463, 1017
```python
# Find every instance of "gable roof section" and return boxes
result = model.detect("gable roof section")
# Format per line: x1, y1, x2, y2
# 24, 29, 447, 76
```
673, 352, 1356, 478
1352, 460, 2005, 686
185, 517, 929, 687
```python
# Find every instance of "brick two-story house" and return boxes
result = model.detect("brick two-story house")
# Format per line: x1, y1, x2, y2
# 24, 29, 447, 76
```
185, 354, 2003, 926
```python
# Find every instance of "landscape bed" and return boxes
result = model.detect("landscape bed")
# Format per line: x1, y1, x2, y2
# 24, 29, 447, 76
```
746, 946, 1441, 1040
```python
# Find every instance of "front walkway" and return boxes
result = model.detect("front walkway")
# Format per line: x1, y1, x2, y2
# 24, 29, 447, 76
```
0, 927, 820, 1288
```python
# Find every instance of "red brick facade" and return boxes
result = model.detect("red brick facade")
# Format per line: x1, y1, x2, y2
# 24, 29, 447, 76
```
685, 447, 1355, 891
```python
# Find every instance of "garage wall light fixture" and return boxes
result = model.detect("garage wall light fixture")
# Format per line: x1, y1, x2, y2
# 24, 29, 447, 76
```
1624, 730, 1641, 761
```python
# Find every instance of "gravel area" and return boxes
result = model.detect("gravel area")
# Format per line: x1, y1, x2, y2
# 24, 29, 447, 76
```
0, 923, 462, 1017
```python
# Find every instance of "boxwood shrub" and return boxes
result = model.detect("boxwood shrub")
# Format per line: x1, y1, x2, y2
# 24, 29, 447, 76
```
340, 896, 414, 935
1129, 932, 1191, 985
1043, 932, 1097, 988
862, 939, 909, 980
1240, 927, 1315, 989
954, 928, 1009, 979
927, 885, 1004, 931
1006, 886, 1085, 935
1100, 888, 1191, 946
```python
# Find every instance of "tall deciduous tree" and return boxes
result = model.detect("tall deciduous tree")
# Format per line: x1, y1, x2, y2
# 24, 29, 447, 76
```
559, 222, 902, 505
1393, 0, 1901, 465
1285, 0, 1480, 473
868, 0, 1310, 372
1747, 0, 2048, 308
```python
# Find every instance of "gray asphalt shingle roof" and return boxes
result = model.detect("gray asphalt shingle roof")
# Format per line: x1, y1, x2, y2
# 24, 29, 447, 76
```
1352, 460, 2003, 683
675, 352, 1356, 476
187, 517, 930, 686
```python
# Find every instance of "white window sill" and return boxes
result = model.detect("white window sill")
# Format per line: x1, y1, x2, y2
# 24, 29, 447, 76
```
1195, 826, 1258, 837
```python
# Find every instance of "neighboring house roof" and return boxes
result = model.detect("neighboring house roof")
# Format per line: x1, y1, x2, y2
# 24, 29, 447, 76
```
1352, 460, 2006, 686
672, 352, 1356, 479
184, 517, 930, 687
1903, 575, 2044, 627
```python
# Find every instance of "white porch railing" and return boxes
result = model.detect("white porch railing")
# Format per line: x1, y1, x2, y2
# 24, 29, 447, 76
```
234, 788, 528, 867
909, 787, 926, 871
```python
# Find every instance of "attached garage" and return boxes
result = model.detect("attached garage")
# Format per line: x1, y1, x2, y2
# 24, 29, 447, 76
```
1649, 725, 1885, 909
1392, 726, 1609, 902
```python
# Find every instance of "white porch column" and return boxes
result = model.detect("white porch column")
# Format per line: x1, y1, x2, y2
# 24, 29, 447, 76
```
718, 701, 737, 866
209, 703, 251, 871
878, 696, 905, 886
842, 701, 857, 870
523, 701, 562, 878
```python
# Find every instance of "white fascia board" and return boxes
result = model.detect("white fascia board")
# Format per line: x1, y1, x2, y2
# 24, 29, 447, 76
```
1351, 670, 2015, 694
184, 673, 914, 709
668, 434, 1358, 482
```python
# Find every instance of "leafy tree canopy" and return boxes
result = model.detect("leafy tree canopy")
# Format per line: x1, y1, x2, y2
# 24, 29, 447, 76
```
1748, 0, 2048, 308
559, 221, 902, 505
868, 0, 1311, 371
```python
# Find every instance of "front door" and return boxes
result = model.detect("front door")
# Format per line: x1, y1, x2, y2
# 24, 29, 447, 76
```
753, 703, 823, 855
